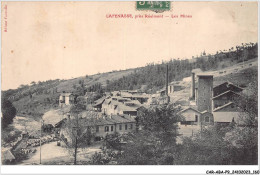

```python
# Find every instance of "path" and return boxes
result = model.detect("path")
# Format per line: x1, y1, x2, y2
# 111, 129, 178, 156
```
21, 142, 101, 165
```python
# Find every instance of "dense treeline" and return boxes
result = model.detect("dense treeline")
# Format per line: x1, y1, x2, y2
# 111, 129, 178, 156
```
105, 43, 257, 92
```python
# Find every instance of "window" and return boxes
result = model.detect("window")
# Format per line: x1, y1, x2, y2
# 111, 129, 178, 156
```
205, 116, 210, 123
130, 124, 133, 129
111, 126, 113, 132
119, 125, 122, 130
125, 124, 128, 130
96, 126, 99, 133
105, 126, 109, 132
195, 115, 198, 122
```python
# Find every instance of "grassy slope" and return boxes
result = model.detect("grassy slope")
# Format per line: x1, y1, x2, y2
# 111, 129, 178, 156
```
213, 65, 258, 88
8, 69, 135, 120
56, 69, 136, 92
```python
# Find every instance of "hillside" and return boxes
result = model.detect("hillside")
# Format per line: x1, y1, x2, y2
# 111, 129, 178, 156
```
2, 68, 136, 119
1, 42, 258, 120
168, 60, 258, 106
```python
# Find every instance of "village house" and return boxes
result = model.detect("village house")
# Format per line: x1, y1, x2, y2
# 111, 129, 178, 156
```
212, 91, 241, 110
213, 81, 243, 97
58, 113, 136, 143
212, 112, 242, 126
96, 95, 144, 116
59, 93, 76, 107
92, 96, 106, 112
212, 82, 243, 110
168, 82, 183, 94
178, 107, 214, 126
213, 102, 241, 112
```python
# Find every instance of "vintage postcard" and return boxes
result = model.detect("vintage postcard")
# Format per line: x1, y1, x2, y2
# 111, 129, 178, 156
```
1, 1, 259, 174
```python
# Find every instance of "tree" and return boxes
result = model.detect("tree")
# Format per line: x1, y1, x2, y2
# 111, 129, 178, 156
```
177, 126, 232, 165
63, 104, 91, 165
117, 104, 182, 165
1, 98, 17, 128
225, 80, 258, 165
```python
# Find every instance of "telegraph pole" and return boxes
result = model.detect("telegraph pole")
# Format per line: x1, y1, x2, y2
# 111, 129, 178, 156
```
40, 119, 44, 164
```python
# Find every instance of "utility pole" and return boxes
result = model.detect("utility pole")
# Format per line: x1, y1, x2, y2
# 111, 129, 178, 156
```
200, 120, 203, 138
40, 119, 44, 165
73, 115, 79, 165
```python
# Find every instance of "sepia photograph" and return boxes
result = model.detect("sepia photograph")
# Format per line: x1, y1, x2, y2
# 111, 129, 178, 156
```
1, 1, 259, 173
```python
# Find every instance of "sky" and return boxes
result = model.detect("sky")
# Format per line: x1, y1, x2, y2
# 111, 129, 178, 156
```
1, 1, 258, 90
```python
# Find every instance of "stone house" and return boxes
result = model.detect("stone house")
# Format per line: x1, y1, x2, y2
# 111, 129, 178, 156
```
59, 93, 75, 107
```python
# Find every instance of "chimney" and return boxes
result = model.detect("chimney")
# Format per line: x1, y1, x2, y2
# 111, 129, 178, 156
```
165, 65, 170, 104
197, 75, 213, 112
166, 64, 168, 96
190, 72, 195, 99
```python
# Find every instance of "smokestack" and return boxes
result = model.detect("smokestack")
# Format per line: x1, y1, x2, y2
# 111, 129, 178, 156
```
190, 72, 195, 99
166, 64, 168, 96
165, 65, 170, 104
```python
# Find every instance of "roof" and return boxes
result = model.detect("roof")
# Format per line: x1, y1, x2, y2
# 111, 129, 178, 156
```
103, 99, 112, 106
93, 97, 106, 107
80, 111, 100, 119
60, 93, 73, 97
213, 102, 235, 112
94, 97, 106, 104
213, 112, 241, 123
201, 110, 211, 114
116, 103, 138, 112
197, 74, 213, 77
2, 149, 15, 161
122, 115, 136, 122
213, 81, 243, 91
192, 68, 202, 73
124, 100, 141, 106
106, 115, 135, 124
120, 92, 133, 98
131, 94, 149, 98
88, 117, 115, 126
55, 118, 67, 128
212, 90, 240, 100
178, 107, 201, 115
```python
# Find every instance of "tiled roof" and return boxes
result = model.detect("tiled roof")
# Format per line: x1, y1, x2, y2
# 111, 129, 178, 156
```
212, 90, 240, 99
107, 115, 135, 124
213, 102, 234, 112
117, 103, 138, 112
83, 117, 114, 126
80, 111, 101, 119
103, 99, 112, 105
122, 115, 136, 122
213, 112, 241, 123
94, 97, 106, 104
55, 118, 67, 128
213, 81, 243, 90
178, 107, 201, 115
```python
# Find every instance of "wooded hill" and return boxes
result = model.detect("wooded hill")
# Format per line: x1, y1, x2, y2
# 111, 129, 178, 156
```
2, 42, 258, 119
